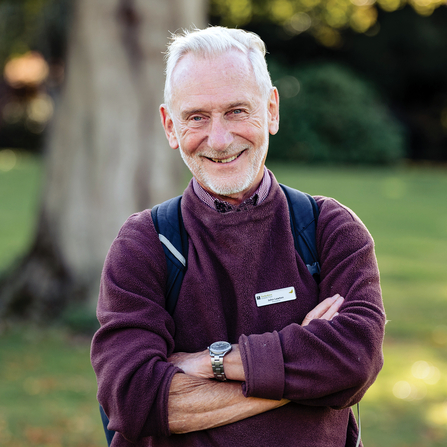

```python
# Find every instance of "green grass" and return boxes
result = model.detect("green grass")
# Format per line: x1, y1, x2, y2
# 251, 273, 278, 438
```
0, 150, 42, 272
0, 328, 104, 446
1, 153, 447, 446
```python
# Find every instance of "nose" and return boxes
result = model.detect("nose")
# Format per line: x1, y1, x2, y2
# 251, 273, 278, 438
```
207, 117, 234, 151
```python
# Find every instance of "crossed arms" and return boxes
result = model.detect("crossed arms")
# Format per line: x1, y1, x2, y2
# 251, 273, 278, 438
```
167, 294, 344, 434
91, 200, 386, 442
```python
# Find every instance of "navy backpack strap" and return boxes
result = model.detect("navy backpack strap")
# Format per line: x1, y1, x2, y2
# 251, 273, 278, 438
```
99, 404, 115, 446
279, 184, 321, 282
151, 195, 188, 315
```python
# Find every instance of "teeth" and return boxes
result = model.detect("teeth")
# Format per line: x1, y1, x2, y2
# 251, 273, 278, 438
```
211, 154, 238, 163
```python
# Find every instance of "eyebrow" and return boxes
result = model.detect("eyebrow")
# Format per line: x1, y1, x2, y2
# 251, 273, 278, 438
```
181, 109, 204, 120
228, 101, 251, 109
180, 101, 252, 120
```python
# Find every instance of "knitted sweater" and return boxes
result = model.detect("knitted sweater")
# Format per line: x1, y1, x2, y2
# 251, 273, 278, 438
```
91, 172, 385, 447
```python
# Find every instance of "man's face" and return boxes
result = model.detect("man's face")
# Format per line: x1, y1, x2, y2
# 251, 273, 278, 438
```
160, 50, 279, 204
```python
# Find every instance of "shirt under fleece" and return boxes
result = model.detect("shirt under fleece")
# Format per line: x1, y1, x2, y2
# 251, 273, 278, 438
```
91, 170, 385, 447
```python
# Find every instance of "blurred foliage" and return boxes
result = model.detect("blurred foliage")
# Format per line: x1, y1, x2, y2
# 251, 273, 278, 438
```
61, 304, 100, 335
0, 0, 69, 152
339, 7, 447, 161
0, 0, 69, 67
210, 0, 447, 48
268, 61, 406, 164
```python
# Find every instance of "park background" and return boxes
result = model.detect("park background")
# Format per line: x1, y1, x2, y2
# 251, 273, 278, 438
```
0, 0, 446, 445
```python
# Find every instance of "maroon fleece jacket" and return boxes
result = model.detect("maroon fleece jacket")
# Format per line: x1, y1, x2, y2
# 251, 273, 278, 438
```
91, 171, 385, 447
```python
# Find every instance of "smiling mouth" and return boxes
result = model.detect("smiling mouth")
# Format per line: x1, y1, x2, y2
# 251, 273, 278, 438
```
209, 150, 245, 164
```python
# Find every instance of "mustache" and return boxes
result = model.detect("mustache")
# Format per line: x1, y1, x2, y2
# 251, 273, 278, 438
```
197, 144, 250, 159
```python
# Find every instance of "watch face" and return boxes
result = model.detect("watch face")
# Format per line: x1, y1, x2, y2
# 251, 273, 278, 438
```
210, 341, 231, 355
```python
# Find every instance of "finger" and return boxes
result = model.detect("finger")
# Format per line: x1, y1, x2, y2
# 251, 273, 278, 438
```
321, 296, 344, 320
301, 295, 344, 327
307, 294, 341, 319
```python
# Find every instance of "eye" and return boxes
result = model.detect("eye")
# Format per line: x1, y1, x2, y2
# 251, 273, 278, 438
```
227, 109, 246, 118
192, 116, 202, 121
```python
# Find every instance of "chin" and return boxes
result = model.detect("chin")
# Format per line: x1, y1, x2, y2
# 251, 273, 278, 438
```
206, 182, 247, 197
203, 169, 256, 196
179, 144, 266, 198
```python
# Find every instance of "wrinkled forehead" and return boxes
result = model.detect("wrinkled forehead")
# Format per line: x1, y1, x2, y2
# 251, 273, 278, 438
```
170, 50, 258, 97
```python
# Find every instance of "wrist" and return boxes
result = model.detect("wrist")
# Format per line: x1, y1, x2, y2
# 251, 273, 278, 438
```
223, 344, 245, 382
201, 349, 215, 379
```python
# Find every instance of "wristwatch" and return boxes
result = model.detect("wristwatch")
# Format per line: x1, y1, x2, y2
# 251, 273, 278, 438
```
208, 341, 232, 381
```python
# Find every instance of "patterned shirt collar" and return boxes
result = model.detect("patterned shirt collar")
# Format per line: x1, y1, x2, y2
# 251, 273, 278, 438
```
192, 167, 271, 213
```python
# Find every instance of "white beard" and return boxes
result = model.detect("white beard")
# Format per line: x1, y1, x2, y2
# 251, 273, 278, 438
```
177, 131, 269, 197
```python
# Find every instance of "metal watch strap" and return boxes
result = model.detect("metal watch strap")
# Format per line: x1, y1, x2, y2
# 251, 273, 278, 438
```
209, 341, 232, 381
210, 353, 227, 381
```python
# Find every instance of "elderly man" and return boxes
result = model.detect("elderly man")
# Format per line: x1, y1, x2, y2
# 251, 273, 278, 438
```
91, 26, 385, 447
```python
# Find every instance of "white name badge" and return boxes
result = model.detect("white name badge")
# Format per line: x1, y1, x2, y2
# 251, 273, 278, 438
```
255, 287, 296, 307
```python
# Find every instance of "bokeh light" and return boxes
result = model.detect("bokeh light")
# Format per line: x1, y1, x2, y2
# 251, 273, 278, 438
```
3, 52, 49, 88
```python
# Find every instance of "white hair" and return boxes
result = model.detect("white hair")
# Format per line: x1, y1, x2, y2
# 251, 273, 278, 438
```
164, 26, 273, 110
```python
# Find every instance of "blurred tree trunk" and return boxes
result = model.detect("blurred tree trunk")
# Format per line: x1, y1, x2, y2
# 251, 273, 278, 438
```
0, 0, 206, 323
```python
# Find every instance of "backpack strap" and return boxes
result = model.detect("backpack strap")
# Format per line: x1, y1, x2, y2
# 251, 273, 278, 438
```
151, 195, 188, 315
99, 405, 115, 446
279, 184, 321, 283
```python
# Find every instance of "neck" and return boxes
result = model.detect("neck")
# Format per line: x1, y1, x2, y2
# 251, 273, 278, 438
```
212, 182, 260, 205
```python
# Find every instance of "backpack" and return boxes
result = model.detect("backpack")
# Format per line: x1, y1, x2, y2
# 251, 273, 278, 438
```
99, 184, 320, 445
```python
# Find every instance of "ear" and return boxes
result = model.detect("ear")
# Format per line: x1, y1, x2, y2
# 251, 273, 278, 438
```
160, 104, 179, 149
267, 88, 280, 136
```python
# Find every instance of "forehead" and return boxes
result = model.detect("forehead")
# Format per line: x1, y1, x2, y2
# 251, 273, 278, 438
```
170, 50, 262, 111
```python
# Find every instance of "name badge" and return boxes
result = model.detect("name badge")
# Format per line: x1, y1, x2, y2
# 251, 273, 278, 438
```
255, 287, 296, 307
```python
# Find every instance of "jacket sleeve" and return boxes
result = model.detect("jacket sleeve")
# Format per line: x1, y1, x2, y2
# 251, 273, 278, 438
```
239, 197, 386, 408
90, 210, 181, 442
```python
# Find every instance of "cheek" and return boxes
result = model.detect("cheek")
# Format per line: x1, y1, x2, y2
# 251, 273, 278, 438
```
251, 116, 266, 130
239, 114, 268, 140
245, 125, 268, 145
178, 130, 204, 155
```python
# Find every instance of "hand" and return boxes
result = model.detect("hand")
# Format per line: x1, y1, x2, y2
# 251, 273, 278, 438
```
168, 350, 214, 379
301, 294, 344, 327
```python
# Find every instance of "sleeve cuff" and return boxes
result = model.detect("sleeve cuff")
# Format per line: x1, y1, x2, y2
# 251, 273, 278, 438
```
143, 365, 182, 438
161, 367, 181, 437
239, 331, 285, 400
